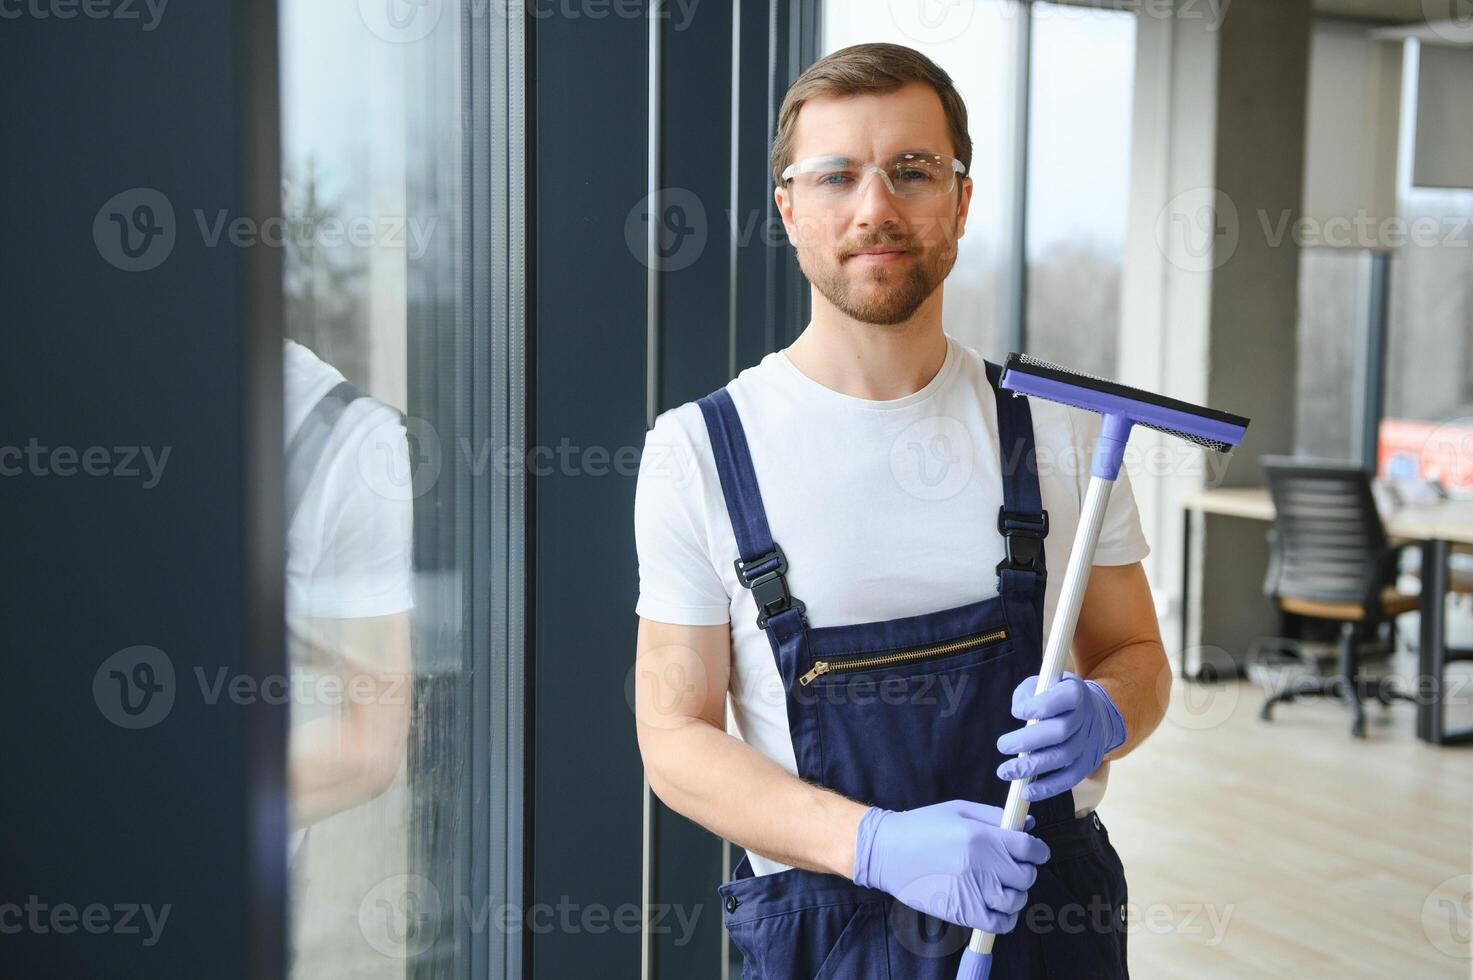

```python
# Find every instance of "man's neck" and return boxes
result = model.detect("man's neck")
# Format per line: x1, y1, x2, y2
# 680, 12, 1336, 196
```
784, 298, 947, 402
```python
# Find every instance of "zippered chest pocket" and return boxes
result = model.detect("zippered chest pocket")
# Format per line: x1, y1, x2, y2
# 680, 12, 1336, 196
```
799, 628, 1008, 686
797, 624, 1021, 813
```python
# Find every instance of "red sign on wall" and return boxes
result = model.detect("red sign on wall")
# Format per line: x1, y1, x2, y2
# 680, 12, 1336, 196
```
1379, 418, 1473, 490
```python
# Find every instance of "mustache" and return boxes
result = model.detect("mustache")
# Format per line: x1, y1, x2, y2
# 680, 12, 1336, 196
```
842, 238, 915, 258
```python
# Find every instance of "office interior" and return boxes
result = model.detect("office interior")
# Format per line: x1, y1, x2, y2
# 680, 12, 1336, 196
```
3, 0, 1471, 977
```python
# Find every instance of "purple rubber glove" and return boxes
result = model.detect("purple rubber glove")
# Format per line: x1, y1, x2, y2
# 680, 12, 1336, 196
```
996, 672, 1127, 802
851, 799, 1051, 935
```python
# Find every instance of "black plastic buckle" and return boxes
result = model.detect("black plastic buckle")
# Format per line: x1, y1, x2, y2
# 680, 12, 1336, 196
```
734, 543, 806, 630
997, 508, 1049, 576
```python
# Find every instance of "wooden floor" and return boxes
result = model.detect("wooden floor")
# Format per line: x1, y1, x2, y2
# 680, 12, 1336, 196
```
1103, 655, 1473, 979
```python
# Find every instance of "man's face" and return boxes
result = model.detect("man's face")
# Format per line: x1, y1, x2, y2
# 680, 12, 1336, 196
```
775, 81, 972, 326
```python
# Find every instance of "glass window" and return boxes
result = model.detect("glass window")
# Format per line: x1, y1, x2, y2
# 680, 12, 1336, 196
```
1381, 39, 1473, 491
1024, 1, 1136, 378
279, 3, 523, 976
279, 6, 431, 974
1293, 248, 1370, 461
822, 0, 1022, 358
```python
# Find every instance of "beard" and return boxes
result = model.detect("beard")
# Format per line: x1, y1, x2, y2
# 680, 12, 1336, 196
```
796, 231, 956, 326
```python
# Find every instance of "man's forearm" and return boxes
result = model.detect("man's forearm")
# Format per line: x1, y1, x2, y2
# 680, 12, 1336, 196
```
641, 717, 868, 877
1083, 639, 1170, 760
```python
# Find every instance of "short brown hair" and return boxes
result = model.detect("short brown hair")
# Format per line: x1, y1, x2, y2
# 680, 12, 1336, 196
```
770, 42, 972, 189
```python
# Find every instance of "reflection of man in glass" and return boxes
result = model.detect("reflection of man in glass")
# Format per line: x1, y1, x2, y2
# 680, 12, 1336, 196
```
282, 337, 414, 879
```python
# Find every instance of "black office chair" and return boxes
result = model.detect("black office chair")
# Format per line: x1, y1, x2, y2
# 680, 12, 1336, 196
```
1258, 457, 1420, 737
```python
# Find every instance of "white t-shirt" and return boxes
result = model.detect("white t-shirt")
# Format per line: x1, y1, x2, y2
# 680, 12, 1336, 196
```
633, 332, 1150, 877
283, 339, 415, 859
284, 340, 415, 632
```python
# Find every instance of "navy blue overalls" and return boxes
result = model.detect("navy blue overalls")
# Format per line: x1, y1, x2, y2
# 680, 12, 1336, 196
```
697, 360, 1130, 979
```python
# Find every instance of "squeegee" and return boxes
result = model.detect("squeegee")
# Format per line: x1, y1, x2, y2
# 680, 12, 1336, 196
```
957, 353, 1250, 980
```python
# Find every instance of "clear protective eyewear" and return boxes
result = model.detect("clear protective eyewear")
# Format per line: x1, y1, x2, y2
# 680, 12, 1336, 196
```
781, 151, 967, 201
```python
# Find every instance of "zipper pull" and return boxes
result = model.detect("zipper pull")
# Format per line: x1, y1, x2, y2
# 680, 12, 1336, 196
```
798, 662, 830, 686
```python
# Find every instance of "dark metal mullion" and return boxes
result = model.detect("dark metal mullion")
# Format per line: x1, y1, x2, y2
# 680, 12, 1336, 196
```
1006, 0, 1033, 355
642, 2, 663, 978
728, 0, 743, 380
765, 0, 781, 354
507, 7, 532, 980
241, 0, 288, 972
1357, 250, 1391, 470
482, 2, 529, 979
722, 4, 742, 976
464, 0, 493, 976
458, 1, 529, 977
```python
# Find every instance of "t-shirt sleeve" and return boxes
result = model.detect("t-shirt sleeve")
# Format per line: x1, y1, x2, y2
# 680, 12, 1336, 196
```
1067, 406, 1151, 567
299, 403, 416, 620
633, 407, 732, 626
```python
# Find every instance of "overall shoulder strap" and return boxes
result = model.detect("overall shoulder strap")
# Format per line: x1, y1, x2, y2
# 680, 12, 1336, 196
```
695, 388, 806, 631
985, 360, 1049, 593
285, 380, 367, 529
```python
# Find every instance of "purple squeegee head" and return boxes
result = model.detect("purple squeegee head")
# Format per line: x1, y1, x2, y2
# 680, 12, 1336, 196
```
999, 353, 1251, 480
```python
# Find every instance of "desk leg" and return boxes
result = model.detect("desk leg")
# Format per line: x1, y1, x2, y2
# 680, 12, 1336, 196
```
1418, 538, 1449, 744
1181, 507, 1193, 682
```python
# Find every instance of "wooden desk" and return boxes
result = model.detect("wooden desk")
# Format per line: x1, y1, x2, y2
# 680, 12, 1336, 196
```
1181, 486, 1473, 745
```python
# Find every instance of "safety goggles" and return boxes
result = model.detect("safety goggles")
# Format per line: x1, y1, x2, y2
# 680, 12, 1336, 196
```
780, 151, 967, 201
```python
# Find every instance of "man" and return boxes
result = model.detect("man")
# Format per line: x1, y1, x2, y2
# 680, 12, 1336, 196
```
282, 338, 414, 970
633, 42, 1166, 978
